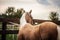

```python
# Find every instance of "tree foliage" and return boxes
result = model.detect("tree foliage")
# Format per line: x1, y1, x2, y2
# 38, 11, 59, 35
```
49, 12, 59, 21
14, 8, 25, 18
6, 7, 15, 15
1, 7, 25, 18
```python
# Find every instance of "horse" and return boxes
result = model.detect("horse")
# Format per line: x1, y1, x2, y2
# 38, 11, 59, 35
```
17, 10, 60, 40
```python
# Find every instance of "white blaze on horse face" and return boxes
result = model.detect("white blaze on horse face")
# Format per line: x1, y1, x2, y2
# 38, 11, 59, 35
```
57, 26, 60, 40
20, 12, 27, 27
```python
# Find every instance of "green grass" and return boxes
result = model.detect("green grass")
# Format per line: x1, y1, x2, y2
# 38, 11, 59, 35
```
6, 34, 18, 40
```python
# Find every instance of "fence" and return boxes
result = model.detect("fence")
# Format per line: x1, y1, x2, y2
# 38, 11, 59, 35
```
0, 18, 19, 40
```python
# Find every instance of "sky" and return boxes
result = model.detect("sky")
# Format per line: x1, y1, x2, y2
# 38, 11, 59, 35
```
0, 0, 60, 20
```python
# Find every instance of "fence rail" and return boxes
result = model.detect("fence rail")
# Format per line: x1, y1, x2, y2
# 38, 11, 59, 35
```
0, 30, 18, 34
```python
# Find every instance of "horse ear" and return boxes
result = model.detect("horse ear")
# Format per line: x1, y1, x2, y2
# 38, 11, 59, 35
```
29, 10, 32, 14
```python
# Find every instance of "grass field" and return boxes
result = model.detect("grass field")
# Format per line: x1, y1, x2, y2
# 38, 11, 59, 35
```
6, 34, 18, 40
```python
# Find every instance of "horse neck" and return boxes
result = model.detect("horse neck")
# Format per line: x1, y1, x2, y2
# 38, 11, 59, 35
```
20, 13, 27, 27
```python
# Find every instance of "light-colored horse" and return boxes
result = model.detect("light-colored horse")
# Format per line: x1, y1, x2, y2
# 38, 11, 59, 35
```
18, 10, 60, 40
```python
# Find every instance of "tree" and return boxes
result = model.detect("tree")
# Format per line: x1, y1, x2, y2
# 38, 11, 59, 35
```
14, 8, 25, 18
6, 7, 15, 15
49, 12, 59, 21
17, 8, 25, 14
1, 7, 25, 18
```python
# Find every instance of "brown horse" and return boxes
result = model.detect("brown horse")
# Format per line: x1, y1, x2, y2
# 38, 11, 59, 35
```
18, 10, 58, 40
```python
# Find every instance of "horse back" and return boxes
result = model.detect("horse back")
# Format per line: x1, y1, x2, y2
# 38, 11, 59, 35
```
39, 22, 58, 40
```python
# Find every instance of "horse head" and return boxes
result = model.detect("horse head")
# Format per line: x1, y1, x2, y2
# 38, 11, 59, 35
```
25, 10, 33, 25
20, 10, 33, 27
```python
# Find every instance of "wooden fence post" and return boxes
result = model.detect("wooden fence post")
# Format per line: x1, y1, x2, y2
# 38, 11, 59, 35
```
2, 22, 7, 40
